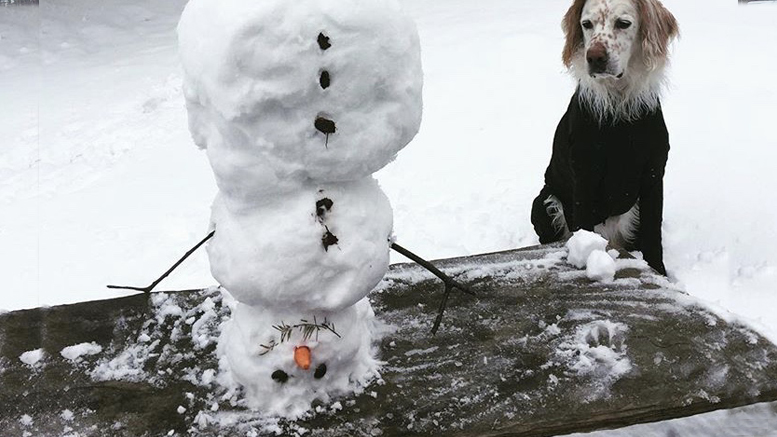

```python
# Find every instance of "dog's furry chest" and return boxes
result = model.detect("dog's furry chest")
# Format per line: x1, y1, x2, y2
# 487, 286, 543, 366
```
544, 92, 670, 226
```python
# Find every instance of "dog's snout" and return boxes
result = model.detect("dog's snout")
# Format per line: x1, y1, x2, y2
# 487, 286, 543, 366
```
586, 43, 608, 74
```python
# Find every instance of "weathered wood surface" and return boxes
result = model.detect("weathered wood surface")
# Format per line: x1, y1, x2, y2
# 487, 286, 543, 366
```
1, 244, 776, 436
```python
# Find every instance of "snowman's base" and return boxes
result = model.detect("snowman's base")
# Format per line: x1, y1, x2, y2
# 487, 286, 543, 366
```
1, 244, 777, 436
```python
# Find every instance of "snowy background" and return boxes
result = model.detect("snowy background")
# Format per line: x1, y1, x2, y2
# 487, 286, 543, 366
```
1, 0, 776, 341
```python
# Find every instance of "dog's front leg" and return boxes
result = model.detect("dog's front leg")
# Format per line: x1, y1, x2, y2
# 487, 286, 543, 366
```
638, 176, 667, 276
569, 146, 602, 233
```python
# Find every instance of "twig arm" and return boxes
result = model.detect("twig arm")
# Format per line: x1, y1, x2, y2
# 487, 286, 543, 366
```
391, 242, 475, 296
107, 230, 216, 294
391, 242, 476, 335
430, 283, 454, 335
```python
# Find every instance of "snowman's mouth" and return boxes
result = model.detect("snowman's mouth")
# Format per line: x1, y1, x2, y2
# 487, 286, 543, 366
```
314, 363, 327, 379
271, 369, 289, 383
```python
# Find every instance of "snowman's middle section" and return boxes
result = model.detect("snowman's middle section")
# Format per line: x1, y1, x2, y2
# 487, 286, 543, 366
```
208, 177, 393, 312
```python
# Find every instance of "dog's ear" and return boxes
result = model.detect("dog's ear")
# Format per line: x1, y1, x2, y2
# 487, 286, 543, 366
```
637, 0, 679, 70
561, 0, 588, 68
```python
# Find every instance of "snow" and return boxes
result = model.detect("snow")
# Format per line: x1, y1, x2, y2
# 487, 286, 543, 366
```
1, 0, 777, 385
60, 342, 103, 362
217, 297, 381, 418
586, 250, 617, 282
206, 179, 393, 312
19, 414, 33, 426
555, 320, 632, 399
19, 348, 45, 368
175, 0, 421, 417
200, 368, 216, 386
90, 288, 226, 390
566, 230, 610, 269
572, 401, 777, 437
60, 409, 75, 422
177, 0, 422, 194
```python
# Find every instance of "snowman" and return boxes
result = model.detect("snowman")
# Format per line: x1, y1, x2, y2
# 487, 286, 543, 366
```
177, 0, 424, 417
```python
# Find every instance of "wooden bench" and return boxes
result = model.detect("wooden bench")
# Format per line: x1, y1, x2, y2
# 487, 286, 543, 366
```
1, 244, 775, 435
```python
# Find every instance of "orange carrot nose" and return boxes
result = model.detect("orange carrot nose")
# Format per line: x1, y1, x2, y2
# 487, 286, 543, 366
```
294, 346, 311, 370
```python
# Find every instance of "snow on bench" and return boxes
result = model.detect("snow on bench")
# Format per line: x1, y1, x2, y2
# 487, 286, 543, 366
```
0, 243, 775, 436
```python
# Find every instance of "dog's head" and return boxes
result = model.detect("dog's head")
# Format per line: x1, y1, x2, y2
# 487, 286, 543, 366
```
562, 0, 678, 80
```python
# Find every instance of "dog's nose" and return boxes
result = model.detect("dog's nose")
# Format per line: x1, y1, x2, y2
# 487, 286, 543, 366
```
586, 43, 608, 74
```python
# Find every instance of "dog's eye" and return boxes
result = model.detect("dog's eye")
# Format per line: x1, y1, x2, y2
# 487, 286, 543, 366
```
581, 20, 593, 30
615, 19, 632, 29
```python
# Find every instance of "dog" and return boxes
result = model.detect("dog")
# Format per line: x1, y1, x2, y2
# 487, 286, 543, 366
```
531, 0, 678, 275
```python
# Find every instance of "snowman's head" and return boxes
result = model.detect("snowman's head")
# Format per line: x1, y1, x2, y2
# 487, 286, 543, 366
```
218, 300, 379, 418
178, 0, 423, 191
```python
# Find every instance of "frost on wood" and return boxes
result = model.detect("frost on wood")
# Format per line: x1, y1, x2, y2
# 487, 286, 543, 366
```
1, 245, 776, 436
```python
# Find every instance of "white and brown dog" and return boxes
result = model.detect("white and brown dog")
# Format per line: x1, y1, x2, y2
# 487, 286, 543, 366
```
532, 0, 679, 275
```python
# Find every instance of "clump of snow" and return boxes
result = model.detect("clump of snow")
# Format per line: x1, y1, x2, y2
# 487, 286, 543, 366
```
565, 230, 618, 282
19, 414, 33, 426
200, 368, 216, 386
153, 292, 185, 323
19, 348, 45, 368
556, 320, 631, 399
586, 250, 617, 282
91, 341, 154, 383
544, 323, 562, 336
60, 410, 75, 422
566, 230, 609, 269
92, 289, 225, 384
60, 342, 103, 363
191, 297, 218, 349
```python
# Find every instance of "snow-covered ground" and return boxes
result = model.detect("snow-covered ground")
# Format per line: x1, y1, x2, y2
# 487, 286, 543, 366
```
576, 401, 777, 437
1, 0, 776, 345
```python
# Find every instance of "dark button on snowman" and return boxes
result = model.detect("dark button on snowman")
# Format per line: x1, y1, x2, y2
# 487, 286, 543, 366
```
178, 0, 422, 417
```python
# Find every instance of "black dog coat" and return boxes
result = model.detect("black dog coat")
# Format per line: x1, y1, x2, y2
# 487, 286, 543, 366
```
531, 90, 669, 275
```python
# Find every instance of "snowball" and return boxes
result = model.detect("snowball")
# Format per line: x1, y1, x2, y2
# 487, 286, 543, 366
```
60, 342, 103, 362
207, 178, 393, 311
178, 0, 422, 196
218, 299, 380, 419
566, 230, 609, 269
60, 410, 74, 422
201, 368, 216, 386
566, 231, 617, 282
19, 349, 44, 367
586, 250, 616, 282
